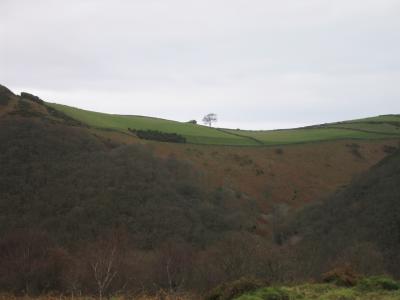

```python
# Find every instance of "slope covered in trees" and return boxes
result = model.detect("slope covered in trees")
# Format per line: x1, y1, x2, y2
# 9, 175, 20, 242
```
0, 85, 264, 295
0, 85, 257, 247
281, 149, 400, 278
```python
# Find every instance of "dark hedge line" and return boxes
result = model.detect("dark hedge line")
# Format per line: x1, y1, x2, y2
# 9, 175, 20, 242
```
129, 128, 186, 143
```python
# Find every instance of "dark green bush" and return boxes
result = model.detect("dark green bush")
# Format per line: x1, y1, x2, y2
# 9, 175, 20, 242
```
0, 85, 11, 105
205, 277, 265, 300
21, 92, 44, 104
357, 275, 400, 291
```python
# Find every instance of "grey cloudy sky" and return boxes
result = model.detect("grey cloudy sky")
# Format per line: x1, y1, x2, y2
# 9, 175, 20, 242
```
1, 0, 400, 129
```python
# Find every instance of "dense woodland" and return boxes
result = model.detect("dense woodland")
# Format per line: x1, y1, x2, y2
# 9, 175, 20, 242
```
1, 85, 400, 298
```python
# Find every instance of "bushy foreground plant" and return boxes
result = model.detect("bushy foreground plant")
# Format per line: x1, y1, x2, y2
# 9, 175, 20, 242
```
235, 287, 290, 300
321, 266, 360, 287
319, 288, 357, 300
357, 276, 400, 291
205, 277, 265, 300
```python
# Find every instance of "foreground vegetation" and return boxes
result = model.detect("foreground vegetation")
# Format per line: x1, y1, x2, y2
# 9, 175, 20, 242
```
236, 283, 400, 300
204, 275, 400, 300
48, 102, 400, 146
3, 279, 400, 299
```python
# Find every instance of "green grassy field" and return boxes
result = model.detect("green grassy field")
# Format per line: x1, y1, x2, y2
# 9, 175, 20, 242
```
48, 103, 400, 146
350, 114, 400, 123
47, 103, 259, 145
223, 127, 397, 145
223, 115, 400, 145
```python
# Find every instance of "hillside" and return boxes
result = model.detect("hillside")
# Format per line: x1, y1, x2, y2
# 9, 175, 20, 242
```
3, 85, 400, 231
1, 84, 400, 296
280, 149, 400, 278
0, 85, 256, 247
48, 102, 400, 146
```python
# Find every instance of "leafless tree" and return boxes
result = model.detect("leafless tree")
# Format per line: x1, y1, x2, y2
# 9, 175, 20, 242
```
202, 113, 217, 127
90, 245, 118, 300
154, 240, 194, 293
83, 230, 128, 300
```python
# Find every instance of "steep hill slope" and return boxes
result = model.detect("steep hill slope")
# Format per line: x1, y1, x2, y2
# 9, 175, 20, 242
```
282, 149, 400, 277
0, 85, 257, 247
2, 85, 399, 235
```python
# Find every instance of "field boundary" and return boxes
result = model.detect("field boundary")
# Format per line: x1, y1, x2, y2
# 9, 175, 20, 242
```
216, 128, 265, 145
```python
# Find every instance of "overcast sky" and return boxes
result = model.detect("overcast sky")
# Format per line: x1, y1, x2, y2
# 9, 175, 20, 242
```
1, 0, 400, 129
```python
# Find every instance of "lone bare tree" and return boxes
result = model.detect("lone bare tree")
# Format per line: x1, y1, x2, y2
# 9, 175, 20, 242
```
90, 245, 118, 300
83, 230, 128, 300
202, 113, 217, 127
